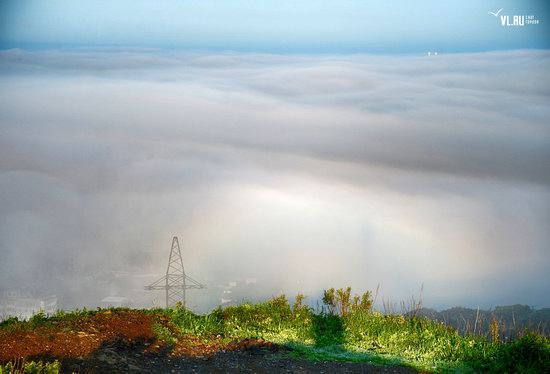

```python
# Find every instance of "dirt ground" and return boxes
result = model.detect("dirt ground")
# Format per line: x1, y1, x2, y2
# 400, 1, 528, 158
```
0, 310, 418, 373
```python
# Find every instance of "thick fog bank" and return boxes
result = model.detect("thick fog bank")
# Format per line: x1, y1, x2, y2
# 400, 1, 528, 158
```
1, 49, 549, 312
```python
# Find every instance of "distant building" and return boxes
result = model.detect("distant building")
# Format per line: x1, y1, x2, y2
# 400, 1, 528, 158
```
0, 291, 57, 320
100, 295, 129, 308
220, 297, 233, 305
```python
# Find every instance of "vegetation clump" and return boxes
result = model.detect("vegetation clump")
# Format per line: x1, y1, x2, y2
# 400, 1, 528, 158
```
0, 360, 60, 374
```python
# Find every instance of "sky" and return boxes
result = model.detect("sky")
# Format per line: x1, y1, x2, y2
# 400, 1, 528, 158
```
0, 1, 549, 312
0, 0, 549, 52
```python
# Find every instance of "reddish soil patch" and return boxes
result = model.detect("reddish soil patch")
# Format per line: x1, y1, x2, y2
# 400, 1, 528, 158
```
0, 310, 162, 362
0, 311, 281, 364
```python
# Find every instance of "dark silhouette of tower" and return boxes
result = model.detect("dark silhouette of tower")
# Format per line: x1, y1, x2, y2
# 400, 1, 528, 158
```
145, 236, 206, 308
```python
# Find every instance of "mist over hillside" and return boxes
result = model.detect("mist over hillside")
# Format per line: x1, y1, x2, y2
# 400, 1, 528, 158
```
414, 305, 550, 339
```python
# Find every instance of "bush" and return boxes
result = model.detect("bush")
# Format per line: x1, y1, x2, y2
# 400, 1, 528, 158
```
0, 360, 60, 374
487, 333, 550, 373
322, 287, 373, 316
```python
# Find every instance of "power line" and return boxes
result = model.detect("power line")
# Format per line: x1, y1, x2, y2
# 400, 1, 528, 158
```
145, 236, 206, 308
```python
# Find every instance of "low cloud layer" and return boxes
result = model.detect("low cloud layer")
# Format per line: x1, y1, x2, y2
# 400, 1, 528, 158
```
1, 49, 549, 311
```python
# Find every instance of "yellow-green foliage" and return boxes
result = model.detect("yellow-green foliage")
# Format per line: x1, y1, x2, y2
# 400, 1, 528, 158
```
323, 287, 372, 316
0, 361, 60, 374
166, 294, 314, 342
343, 311, 482, 365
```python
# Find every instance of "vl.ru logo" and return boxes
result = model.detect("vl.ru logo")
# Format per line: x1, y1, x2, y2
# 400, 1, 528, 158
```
488, 8, 540, 26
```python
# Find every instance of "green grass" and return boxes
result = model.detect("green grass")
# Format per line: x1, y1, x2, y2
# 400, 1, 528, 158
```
161, 295, 550, 373
0, 360, 60, 374
2, 296, 549, 373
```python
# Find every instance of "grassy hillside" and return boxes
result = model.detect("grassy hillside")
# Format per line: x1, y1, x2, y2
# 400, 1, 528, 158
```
1, 290, 549, 373
159, 294, 549, 373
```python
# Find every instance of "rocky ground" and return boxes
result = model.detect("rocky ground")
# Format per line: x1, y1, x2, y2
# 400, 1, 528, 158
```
0, 310, 418, 373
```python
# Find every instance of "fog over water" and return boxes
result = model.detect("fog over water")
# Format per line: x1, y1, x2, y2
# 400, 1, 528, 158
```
0, 49, 549, 312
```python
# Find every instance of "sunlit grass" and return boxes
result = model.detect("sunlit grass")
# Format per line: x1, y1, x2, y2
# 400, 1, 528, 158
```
161, 291, 550, 373
0, 360, 60, 374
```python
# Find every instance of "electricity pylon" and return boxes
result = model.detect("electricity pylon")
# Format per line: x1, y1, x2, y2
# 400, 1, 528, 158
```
145, 236, 206, 308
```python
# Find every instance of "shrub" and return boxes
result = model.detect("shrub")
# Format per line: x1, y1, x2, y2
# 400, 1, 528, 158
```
29, 311, 48, 329
487, 333, 550, 373
322, 288, 336, 314
0, 360, 60, 374
323, 287, 373, 317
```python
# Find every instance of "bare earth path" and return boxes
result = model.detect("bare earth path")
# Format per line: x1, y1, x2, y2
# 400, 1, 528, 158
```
61, 339, 419, 373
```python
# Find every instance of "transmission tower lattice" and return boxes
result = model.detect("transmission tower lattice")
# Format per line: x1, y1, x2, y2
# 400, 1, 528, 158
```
145, 236, 206, 308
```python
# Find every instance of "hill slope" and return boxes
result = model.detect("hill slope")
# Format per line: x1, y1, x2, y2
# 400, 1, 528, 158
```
1, 296, 549, 373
